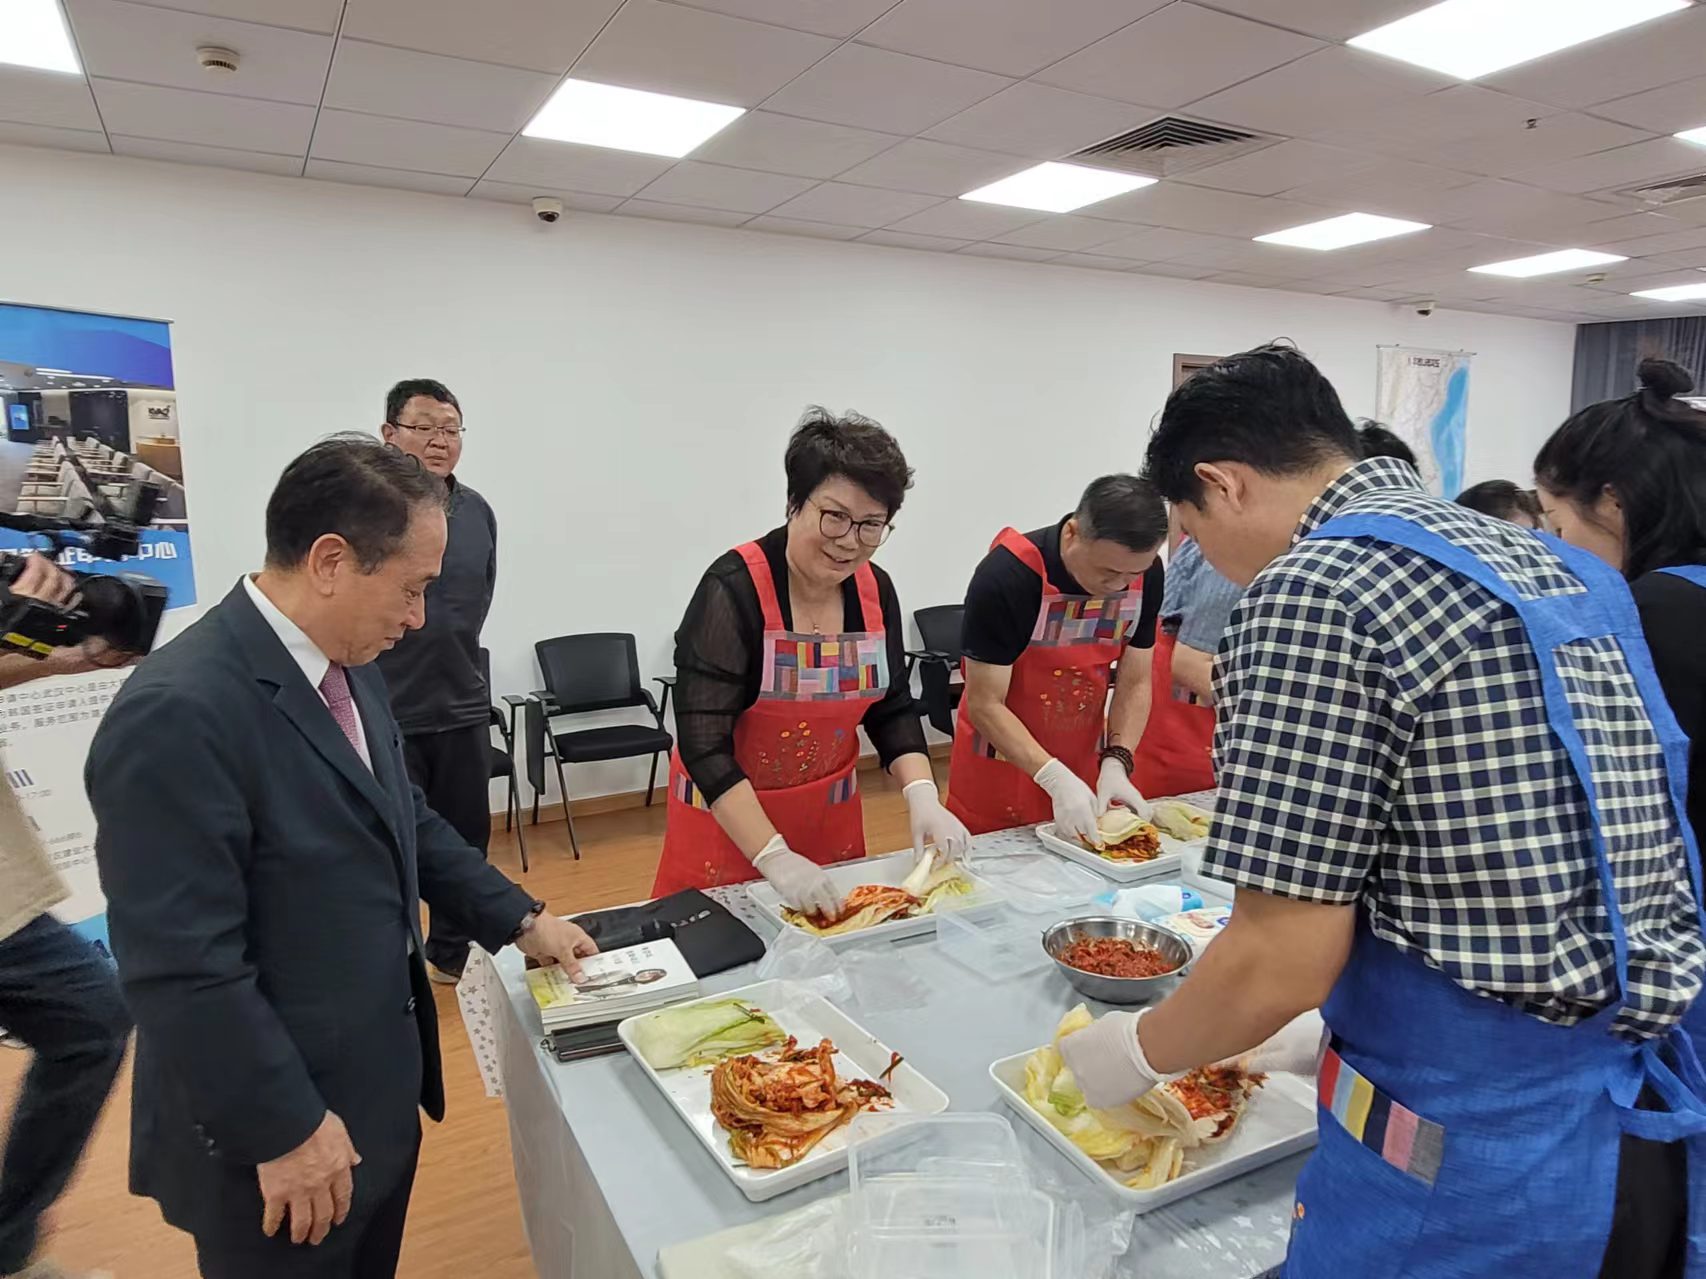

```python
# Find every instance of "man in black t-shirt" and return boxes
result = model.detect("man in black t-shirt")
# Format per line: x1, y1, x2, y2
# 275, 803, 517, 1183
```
946, 476, 1167, 839
377, 379, 498, 983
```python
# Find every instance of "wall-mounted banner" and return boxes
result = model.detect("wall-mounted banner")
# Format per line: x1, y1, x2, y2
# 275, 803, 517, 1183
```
1374, 345, 1472, 499
0, 302, 195, 946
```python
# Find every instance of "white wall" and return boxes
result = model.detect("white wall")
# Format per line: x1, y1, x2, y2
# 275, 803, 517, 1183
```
0, 143, 1577, 804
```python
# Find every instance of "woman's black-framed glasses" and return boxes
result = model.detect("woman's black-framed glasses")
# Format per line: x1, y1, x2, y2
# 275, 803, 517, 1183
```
816, 503, 892, 548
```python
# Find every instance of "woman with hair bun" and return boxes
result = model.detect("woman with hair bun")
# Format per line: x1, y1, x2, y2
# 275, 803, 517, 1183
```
1534, 360, 1706, 1279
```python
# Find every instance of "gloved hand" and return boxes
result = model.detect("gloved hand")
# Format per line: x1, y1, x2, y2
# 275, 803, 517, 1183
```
1034, 757, 1101, 846
1095, 757, 1153, 821
1057, 1007, 1167, 1110
1227, 1010, 1326, 1078
902, 779, 971, 867
752, 835, 842, 919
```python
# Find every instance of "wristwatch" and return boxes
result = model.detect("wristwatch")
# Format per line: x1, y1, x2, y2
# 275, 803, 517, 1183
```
506, 899, 547, 946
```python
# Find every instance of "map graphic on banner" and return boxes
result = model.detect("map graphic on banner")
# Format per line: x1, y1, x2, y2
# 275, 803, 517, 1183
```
1374, 345, 1472, 499
0, 302, 195, 947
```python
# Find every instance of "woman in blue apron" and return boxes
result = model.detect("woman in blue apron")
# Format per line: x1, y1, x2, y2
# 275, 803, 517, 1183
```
1061, 344, 1706, 1279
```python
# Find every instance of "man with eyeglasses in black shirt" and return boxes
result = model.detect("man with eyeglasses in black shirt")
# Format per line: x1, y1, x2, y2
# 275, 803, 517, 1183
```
378, 379, 498, 984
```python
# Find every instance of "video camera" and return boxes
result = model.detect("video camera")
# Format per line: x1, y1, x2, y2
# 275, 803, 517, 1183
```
0, 479, 169, 659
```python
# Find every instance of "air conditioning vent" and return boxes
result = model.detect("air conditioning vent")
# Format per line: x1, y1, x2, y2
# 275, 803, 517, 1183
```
1069, 115, 1279, 178
1624, 172, 1706, 206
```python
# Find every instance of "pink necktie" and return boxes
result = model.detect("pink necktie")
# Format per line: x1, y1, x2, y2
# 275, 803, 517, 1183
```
318, 663, 362, 756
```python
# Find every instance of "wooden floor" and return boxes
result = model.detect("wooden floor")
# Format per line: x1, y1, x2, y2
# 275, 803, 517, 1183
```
0, 770, 921, 1278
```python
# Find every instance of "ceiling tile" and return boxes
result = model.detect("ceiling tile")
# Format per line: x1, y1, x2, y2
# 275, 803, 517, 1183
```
0, 121, 109, 152
1331, 286, 1413, 302
1593, 77, 1706, 136
0, 67, 101, 130
1036, 4, 1320, 109
1130, 260, 1217, 280
1572, 212, 1690, 249
690, 112, 900, 178
1090, 225, 1246, 261
91, 78, 313, 154
322, 42, 556, 134
1203, 270, 1304, 290
1599, 226, 1706, 258
111, 134, 301, 173
1426, 181, 1631, 240
304, 159, 477, 194
635, 160, 817, 213
483, 137, 674, 196
882, 200, 1043, 239
1516, 138, 1706, 197
994, 215, 1130, 251
142, 0, 342, 30
663, 0, 899, 40
763, 44, 1011, 134
859, 0, 1169, 79
856, 228, 973, 251
834, 137, 1025, 196
1277, 155, 1480, 221
1179, 140, 1371, 197
1314, 85, 1562, 157
1089, 184, 1326, 237
469, 181, 625, 211
1196, 0, 1424, 42
1186, 46, 1451, 139
1054, 252, 1140, 271
763, 181, 940, 227
308, 110, 509, 177
1484, 6, 1706, 109
339, 0, 622, 74
65, 0, 334, 104
572, 0, 838, 107
745, 215, 866, 240
957, 242, 1060, 262
924, 81, 1148, 157
1402, 113, 1654, 179
615, 199, 752, 226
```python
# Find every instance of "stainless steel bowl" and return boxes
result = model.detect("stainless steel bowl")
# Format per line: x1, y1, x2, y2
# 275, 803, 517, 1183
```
1041, 916, 1192, 1006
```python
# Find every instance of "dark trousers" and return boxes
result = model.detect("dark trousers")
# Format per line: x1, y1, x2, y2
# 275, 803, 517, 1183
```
401, 723, 491, 974
0, 914, 130, 1272
192, 1135, 420, 1279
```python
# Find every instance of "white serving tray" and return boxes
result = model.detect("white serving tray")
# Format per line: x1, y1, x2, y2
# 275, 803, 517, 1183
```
1035, 822, 1197, 884
746, 850, 997, 948
988, 1052, 1317, 1214
618, 979, 950, 1203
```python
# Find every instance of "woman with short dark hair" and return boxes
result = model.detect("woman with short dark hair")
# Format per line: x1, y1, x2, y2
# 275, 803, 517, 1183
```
652, 408, 967, 910
1455, 479, 1545, 528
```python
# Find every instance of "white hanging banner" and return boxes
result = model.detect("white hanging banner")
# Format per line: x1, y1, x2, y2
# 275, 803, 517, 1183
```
1374, 346, 1473, 499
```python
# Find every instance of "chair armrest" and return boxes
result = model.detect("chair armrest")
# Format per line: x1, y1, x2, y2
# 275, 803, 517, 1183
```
501, 693, 530, 707
639, 688, 664, 725
652, 675, 676, 718
905, 649, 953, 664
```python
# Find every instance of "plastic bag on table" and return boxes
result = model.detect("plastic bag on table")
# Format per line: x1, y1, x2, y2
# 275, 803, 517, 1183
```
839, 940, 929, 1014
753, 927, 854, 1007
724, 1197, 849, 1279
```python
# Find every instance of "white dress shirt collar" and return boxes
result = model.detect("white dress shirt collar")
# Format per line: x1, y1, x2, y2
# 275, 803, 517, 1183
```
243, 573, 331, 691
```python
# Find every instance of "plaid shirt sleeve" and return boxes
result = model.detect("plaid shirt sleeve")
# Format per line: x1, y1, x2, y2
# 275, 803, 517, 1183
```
1202, 564, 1408, 904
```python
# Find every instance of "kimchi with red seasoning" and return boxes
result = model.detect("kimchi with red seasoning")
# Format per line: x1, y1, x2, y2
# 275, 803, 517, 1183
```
1058, 935, 1177, 979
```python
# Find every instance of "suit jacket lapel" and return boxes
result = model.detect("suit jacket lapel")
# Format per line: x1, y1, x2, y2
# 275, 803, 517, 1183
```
347, 667, 415, 894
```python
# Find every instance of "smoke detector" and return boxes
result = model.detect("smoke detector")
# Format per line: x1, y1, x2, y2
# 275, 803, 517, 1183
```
196, 46, 240, 75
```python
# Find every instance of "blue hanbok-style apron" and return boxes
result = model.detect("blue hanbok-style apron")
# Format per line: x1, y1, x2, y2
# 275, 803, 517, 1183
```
1283, 515, 1706, 1279
1660, 565, 1706, 1075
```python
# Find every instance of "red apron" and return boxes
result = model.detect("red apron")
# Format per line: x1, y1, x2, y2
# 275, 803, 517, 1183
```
946, 527, 1143, 835
1129, 627, 1215, 797
651, 542, 888, 895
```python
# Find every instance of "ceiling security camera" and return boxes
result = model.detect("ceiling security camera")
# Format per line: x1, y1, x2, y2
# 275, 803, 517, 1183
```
1415, 299, 1436, 317
532, 197, 564, 224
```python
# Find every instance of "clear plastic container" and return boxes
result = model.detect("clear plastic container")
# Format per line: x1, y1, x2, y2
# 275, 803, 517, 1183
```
970, 852, 1103, 915
844, 1115, 1074, 1279
934, 899, 1053, 982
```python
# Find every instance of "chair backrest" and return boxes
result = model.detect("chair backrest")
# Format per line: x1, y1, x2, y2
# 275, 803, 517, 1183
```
914, 604, 965, 664
535, 633, 645, 713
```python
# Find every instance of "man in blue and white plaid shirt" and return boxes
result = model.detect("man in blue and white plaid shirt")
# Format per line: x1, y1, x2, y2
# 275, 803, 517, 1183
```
1060, 345, 1705, 1278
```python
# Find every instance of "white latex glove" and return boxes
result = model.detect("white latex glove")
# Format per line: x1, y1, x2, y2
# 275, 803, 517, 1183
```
753, 835, 842, 919
1230, 1010, 1326, 1078
1034, 757, 1101, 847
902, 779, 971, 867
1057, 1007, 1168, 1110
1095, 757, 1153, 821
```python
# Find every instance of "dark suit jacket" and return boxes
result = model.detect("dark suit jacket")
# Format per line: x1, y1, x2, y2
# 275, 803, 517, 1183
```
87, 580, 533, 1237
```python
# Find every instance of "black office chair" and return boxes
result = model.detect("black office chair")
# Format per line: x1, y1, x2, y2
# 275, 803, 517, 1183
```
481, 649, 529, 874
526, 633, 673, 860
906, 604, 966, 737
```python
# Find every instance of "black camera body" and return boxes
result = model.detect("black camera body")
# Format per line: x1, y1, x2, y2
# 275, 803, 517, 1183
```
0, 480, 170, 659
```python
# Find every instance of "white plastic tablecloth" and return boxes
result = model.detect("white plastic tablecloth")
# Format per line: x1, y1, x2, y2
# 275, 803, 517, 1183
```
462, 805, 1302, 1278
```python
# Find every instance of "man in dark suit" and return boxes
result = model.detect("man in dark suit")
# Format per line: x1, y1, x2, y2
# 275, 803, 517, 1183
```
87, 436, 596, 1278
